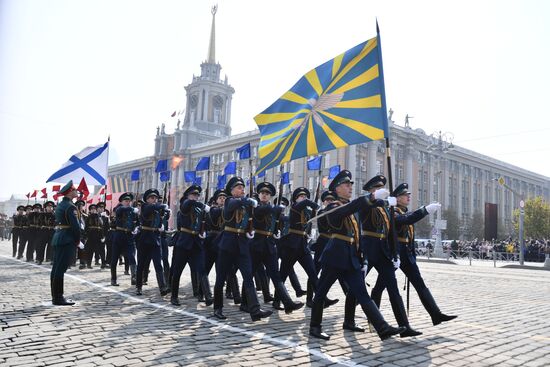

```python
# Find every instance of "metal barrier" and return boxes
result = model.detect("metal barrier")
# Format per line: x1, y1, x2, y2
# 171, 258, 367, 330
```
417, 248, 546, 265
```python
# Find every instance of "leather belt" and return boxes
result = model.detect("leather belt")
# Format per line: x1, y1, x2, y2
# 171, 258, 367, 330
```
141, 226, 160, 232
362, 231, 386, 239
30, 225, 39, 228
288, 228, 306, 236
116, 227, 131, 233
208, 230, 220, 235
13, 226, 21, 229
224, 226, 246, 234
88, 226, 102, 230
55, 225, 71, 230
179, 227, 198, 235
255, 229, 272, 236
319, 233, 331, 239
43, 226, 55, 230
330, 233, 355, 243
397, 237, 409, 243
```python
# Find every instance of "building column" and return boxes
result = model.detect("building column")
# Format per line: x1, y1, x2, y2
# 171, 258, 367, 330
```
441, 159, 449, 210
457, 164, 463, 219
348, 145, 357, 197
428, 156, 434, 203
405, 144, 414, 204
367, 142, 377, 177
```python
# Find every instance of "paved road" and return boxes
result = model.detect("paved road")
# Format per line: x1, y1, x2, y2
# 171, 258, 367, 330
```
1, 239, 549, 366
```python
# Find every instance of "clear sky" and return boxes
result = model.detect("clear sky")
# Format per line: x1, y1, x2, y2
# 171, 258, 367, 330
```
1, 0, 549, 199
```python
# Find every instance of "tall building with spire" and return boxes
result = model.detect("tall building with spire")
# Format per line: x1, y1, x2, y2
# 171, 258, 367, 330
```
174, 4, 234, 150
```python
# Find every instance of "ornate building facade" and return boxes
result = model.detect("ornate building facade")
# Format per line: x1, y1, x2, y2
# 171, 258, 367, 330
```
109, 7, 550, 238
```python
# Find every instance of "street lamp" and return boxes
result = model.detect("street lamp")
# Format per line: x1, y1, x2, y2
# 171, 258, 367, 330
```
427, 131, 455, 258
494, 177, 525, 266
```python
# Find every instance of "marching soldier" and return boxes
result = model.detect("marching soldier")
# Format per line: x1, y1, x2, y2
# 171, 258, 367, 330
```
17, 205, 32, 259
36, 201, 55, 265
50, 181, 81, 306
360, 175, 421, 337
309, 170, 405, 340
245, 182, 304, 314
84, 204, 106, 269
212, 176, 272, 321
97, 202, 111, 268
12, 206, 25, 258
135, 189, 170, 296
170, 185, 211, 305
75, 199, 87, 269
277, 187, 337, 308
110, 192, 139, 286
370, 183, 457, 326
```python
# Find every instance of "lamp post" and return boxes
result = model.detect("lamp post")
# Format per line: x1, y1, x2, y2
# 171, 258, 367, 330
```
427, 131, 454, 258
494, 177, 525, 266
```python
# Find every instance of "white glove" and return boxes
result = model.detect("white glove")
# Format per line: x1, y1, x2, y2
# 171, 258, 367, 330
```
133, 208, 139, 214
248, 198, 258, 208
392, 258, 401, 269
374, 188, 390, 200
198, 232, 206, 239
132, 227, 140, 235
159, 224, 165, 232
80, 222, 85, 231
279, 204, 286, 209
162, 204, 169, 210
307, 234, 314, 241
164, 208, 171, 214
361, 263, 368, 274
101, 212, 108, 217
246, 230, 255, 239
273, 230, 281, 239
78, 242, 85, 250
425, 202, 441, 214
204, 204, 211, 213
387, 196, 397, 207
101, 238, 105, 243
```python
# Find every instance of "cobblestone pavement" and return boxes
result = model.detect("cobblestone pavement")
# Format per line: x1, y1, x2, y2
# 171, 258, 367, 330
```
1, 238, 549, 366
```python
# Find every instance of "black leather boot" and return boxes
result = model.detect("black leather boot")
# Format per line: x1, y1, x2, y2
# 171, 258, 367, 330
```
191, 271, 199, 297
342, 294, 364, 332
110, 267, 119, 286
130, 264, 137, 285
309, 300, 329, 340
52, 278, 75, 306
170, 281, 180, 306
259, 271, 274, 302
246, 286, 272, 321
200, 275, 213, 306
389, 294, 422, 337
361, 300, 405, 340
274, 281, 304, 314
239, 285, 249, 313
418, 287, 457, 325
228, 274, 241, 304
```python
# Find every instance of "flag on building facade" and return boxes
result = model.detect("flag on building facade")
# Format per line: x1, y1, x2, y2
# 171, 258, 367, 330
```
184, 171, 196, 183
224, 162, 237, 175
47, 141, 110, 185
254, 33, 389, 174
217, 174, 226, 189
131, 170, 140, 181
160, 171, 171, 182
196, 157, 210, 171
155, 159, 168, 173
281, 172, 290, 184
329, 165, 341, 179
236, 143, 251, 160
307, 156, 322, 171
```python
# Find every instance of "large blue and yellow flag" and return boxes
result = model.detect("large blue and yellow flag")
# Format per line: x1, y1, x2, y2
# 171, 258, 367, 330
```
254, 32, 389, 174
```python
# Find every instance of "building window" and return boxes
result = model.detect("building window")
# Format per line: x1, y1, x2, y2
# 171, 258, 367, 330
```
324, 153, 331, 168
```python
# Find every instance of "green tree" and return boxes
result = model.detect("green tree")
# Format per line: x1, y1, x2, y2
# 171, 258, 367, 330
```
442, 208, 460, 240
513, 197, 550, 238
470, 211, 484, 240
415, 216, 432, 238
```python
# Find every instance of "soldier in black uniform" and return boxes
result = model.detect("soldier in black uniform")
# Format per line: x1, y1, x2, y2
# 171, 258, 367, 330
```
371, 183, 457, 326
309, 170, 405, 341
26, 203, 42, 262
360, 175, 421, 337
170, 185, 211, 305
110, 193, 139, 286
17, 205, 32, 259
277, 187, 337, 309
12, 206, 25, 258
243, 182, 303, 314
84, 204, 105, 269
135, 189, 170, 296
36, 201, 55, 265
212, 177, 272, 321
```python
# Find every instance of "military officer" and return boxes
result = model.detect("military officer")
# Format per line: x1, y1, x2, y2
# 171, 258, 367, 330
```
360, 175, 421, 337
27, 203, 42, 262
12, 206, 25, 258
50, 181, 80, 306
84, 204, 105, 269
309, 170, 405, 340
110, 192, 139, 286
97, 202, 111, 268
212, 177, 272, 321
370, 183, 457, 326
17, 205, 32, 259
170, 185, 211, 305
135, 189, 170, 296
244, 182, 303, 313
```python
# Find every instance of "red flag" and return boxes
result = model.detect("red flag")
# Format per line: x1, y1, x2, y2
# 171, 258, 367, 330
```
53, 193, 60, 201
171, 111, 176, 117
52, 185, 61, 192
105, 194, 112, 200
77, 178, 89, 198
98, 187, 105, 195
26, 192, 30, 198
41, 188, 47, 199
86, 198, 93, 204
30, 190, 37, 198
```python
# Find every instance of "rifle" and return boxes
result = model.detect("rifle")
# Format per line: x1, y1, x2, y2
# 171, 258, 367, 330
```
308, 159, 323, 236
246, 158, 254, 235
275, 164, 284, 233
200, 171, 211, 235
